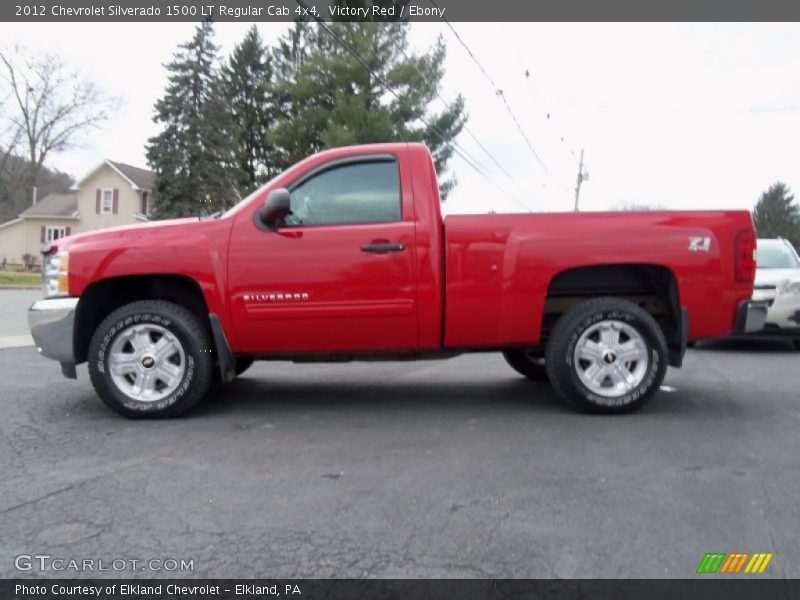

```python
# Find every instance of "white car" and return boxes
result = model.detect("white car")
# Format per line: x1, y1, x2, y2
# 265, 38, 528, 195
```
752, 238, 800, 349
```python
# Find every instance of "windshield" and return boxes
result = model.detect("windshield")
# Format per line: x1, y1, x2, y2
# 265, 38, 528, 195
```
756, 240, 800, 269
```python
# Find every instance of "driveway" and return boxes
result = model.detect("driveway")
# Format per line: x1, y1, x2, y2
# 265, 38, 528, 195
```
1, 339, 798, 578
0, 289, 39, 348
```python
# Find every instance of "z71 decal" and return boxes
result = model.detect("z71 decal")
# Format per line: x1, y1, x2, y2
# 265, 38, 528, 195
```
688, 236, 711, 252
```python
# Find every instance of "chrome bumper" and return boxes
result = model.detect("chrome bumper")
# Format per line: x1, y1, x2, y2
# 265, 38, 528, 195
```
28, 297, 78, 367
733, 300, 769, 334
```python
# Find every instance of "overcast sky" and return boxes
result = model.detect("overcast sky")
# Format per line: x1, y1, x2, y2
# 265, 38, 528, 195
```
1, 22, 798, 215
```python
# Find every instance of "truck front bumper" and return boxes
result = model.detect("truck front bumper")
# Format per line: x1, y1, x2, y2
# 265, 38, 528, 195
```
28, 297, 79, 378
733, 299, 769, 334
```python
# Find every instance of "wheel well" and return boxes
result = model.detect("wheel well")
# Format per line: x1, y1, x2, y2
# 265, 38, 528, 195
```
74, 275, 210, 364
543, 264, 682, 351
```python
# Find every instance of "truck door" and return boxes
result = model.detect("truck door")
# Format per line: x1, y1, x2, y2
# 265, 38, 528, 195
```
227, 154, 419, 354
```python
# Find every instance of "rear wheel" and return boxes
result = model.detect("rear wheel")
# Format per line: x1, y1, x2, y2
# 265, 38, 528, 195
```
88, 300, 214, 418
545, 297, 668, 414
503, 349, 548, 382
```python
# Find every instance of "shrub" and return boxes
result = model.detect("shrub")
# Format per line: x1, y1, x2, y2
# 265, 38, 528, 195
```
22, 253, 38, 271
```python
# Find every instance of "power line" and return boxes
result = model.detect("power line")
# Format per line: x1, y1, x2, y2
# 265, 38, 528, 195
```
463, 128, 515, 181
396, 51, 539, 211
292, 0, 534, 212
396, 45, 515, 182
428, 0, 550, 174
292, 2, 464, 164
507, 31, 581, 170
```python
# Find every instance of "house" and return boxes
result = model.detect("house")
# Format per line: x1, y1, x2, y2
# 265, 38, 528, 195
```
0, 160, 154, 267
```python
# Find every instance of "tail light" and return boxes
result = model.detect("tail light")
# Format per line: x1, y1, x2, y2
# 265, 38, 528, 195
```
735, 228, 757, 283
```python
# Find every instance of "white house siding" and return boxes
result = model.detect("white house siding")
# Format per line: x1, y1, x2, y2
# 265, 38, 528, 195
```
0, 218, 78, 266
77, 167, 146, 232
0, 220, 26, 265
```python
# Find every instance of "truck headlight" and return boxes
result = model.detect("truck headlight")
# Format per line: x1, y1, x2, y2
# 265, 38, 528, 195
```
780, 280, 800, 297
43, 251, 69, 297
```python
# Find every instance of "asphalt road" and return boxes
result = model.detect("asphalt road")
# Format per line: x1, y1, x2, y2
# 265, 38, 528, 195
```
1, 338, 799, 579
0, 289, 38, 346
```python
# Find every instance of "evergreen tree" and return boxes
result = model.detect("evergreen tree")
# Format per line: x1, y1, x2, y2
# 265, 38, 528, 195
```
221, 25, 277, 194
269, 21, 466, 198
146, 22, 239, 218
753, 182, 800, 247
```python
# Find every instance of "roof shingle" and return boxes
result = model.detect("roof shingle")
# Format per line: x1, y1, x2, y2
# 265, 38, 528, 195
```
19, 192, 78, 218
108, 161, 154, 191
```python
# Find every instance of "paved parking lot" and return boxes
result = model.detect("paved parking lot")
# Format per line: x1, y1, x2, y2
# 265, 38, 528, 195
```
0, 289, 37, 348
1, 336, 798, 578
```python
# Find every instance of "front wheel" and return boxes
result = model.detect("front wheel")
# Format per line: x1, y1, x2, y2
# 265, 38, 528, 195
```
545, 297, 668, 414
88, 300, 214, 418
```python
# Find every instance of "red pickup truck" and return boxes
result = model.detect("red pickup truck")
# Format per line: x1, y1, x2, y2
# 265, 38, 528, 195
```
29, 143, 764, 418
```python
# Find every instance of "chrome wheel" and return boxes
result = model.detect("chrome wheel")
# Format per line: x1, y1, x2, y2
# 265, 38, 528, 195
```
108, 323, 186, 402
573, 319, 648, 398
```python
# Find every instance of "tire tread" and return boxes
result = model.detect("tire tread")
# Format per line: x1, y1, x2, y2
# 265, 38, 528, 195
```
545, 296, 668, 414
88, 300, 213, 418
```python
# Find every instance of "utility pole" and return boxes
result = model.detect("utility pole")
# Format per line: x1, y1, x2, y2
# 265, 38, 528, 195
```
573, 149, 584, 212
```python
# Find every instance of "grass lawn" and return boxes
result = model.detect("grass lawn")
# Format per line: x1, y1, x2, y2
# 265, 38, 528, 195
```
0, 270, 41, 287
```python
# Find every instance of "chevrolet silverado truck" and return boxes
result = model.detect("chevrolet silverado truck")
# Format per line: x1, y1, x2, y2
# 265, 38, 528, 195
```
28, 143, 765, 418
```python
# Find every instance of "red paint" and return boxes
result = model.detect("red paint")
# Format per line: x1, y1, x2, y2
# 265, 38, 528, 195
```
58, 143, 755, 356
444, 211, 752, 345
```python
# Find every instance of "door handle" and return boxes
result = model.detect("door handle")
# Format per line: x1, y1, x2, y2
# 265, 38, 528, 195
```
361, 243, 406, 253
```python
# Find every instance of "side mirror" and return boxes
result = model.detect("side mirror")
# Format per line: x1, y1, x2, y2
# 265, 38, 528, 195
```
258, 188, 292, 226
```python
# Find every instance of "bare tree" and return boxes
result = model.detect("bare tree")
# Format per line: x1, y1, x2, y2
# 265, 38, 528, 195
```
0, 45, 116, 196
0, 90, 22, 182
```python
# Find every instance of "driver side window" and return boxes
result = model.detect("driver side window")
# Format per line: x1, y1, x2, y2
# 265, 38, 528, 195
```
285, 159, 401, 227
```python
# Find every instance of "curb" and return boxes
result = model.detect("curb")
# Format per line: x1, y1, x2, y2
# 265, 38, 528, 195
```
0, 335, 34, 349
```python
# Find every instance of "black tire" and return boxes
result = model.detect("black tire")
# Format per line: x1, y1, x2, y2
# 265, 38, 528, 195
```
686, 341, 696, 348
88, 300, 214, 418
503, 349, 549, 382
793, 340, 800, 351
545, 297, 668, 414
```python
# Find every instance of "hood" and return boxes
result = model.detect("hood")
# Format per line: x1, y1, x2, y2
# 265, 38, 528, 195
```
754, 267, 800, 286
55, 217, 200, 250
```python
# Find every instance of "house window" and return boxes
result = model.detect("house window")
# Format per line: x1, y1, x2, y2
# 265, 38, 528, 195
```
101, 189, 113, 214
46, 226, 66, 242
140, 192, 149, 216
